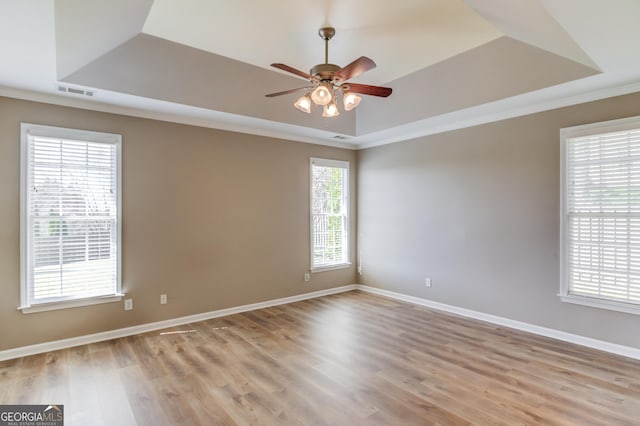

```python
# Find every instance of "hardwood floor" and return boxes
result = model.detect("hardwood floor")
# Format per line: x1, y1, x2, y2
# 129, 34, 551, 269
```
1, 290, 640, 425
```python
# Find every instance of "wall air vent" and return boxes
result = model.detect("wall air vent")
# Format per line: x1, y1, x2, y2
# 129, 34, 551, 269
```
333, 135, 349, 140
56, 84, 96, 97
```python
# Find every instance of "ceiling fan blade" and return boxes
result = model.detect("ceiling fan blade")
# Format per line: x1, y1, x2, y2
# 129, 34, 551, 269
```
334, 56, 376, 82
265, 87, 312, 97
270, 63, 313, 80
343, 83, 392, 97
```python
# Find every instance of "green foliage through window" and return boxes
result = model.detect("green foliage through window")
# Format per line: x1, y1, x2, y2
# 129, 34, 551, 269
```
311, 159, 348, 268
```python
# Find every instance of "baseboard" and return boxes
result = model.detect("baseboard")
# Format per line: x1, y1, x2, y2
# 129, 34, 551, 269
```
355, 285, 640, 361
4, 283, 639, 362
0, 284, 358, 361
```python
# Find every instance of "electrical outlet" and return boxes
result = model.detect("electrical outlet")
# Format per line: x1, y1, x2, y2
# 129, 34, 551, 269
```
304, 272, 310, 282
124, 298, 133, 310
160, 294, 167, 304
425, 278, 432, 288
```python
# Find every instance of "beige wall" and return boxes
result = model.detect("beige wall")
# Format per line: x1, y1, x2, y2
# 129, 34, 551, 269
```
358, 92, 640, 349
0, 96, 357, 351
4, 91, 640, 353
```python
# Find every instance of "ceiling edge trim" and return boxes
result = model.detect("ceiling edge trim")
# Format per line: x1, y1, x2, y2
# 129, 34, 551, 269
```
3, 81, 639, 152
355, 80, 640, 150
0, 86, 357, 150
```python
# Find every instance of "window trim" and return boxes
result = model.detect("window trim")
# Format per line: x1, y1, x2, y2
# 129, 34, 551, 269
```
309, 157, 351, 272
19, 123, 123, 313
560, 115, 640, 315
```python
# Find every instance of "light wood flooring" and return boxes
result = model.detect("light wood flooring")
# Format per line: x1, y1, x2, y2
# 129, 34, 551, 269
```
1, 290, 640, 425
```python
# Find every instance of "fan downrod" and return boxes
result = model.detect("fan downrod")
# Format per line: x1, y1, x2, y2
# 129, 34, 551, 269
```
312, 27, 340, 80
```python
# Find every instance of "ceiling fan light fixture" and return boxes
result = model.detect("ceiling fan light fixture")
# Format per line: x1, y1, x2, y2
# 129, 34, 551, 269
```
311, 83, 333, 106
343, 92, 361, 111
322, 102, 340, 118
294, 94, 312, 113
266, 27, 391, 119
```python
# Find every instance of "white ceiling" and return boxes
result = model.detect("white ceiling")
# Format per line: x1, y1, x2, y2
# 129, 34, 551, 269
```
141, 0, 502, 85
1, 0, 639, 149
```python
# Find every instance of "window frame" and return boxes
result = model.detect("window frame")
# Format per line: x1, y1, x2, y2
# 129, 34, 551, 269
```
560, 115, 640, 315
19, 123, 123, 314
309, 157, 351, 272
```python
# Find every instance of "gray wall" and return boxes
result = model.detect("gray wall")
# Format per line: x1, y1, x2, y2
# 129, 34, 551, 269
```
357, 92, 640, 349
0, 96, 357, 351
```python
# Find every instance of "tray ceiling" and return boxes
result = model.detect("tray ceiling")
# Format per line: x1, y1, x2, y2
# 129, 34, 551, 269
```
1, 1, 639, 148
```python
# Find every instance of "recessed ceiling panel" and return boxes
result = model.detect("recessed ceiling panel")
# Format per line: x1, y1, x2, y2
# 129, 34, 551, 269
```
141, 0, 503, 84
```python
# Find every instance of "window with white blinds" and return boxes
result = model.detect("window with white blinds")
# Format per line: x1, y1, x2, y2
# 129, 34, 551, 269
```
561, 116, 640, 314
20, 123, 122, 312
310, 158, 349, 271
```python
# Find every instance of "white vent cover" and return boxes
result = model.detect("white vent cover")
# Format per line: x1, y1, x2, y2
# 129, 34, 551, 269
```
56, 84, 96, 97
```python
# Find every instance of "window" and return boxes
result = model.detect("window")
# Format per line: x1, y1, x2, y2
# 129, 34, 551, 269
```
20, 123, 122, 313
310, 158, 350, 271
560, 116, 640, 315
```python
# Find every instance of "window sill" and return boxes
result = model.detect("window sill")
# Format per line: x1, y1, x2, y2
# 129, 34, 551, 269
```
559, 293, 640, 316
310, 263, 352, 273
19, 293, 125, 314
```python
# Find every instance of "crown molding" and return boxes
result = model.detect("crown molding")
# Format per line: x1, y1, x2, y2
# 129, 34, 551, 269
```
3, 80, 640, 152
355, 80, 640, 150
0, 85, 358, 150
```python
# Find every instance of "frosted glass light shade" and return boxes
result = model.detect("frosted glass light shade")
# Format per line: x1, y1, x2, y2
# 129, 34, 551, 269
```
322, 102, 340, 117
311, 83, 333, 106
343, 92, 361, 111
294, 95, 311, 113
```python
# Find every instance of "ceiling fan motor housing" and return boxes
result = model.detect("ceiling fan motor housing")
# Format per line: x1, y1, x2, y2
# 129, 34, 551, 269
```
310, 63, 341, 81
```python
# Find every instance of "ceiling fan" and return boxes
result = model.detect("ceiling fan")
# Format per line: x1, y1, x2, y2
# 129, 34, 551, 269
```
266, 27, 392, 117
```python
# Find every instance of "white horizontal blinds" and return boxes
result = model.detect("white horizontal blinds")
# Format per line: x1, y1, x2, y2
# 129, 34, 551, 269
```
27, 134, 118, 302
567, 127, 640, 304
311, 159, 348, 268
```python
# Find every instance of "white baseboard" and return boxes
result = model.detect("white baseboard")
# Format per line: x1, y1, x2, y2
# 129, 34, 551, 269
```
3, 283, 639, 362
0, 284, 358, 361
355, 285, 640, 361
